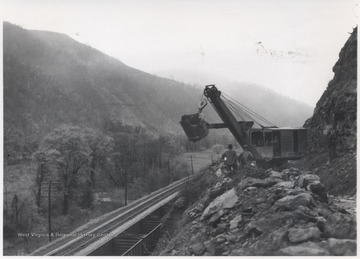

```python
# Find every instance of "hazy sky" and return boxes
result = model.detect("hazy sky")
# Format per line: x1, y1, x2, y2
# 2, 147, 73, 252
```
2, 0, 358, 106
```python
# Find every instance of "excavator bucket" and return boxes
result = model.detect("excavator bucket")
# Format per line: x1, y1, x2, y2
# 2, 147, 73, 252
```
180, 113, 209, 142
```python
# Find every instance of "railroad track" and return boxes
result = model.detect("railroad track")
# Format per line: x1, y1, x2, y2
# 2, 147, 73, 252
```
31, 174, 198, 256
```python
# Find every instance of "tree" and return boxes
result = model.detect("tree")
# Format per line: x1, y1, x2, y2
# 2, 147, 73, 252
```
34, 125, 113, 215
83, 128, 113, 192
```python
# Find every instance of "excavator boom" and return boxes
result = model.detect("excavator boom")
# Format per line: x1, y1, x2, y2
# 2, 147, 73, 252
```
203, 85, 263, 161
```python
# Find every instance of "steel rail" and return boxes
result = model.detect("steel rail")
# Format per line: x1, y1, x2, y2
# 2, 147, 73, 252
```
32, 174, 197, 256
30, 175, 191, 256
52, 183, 184, 256
122, 223, 162, 256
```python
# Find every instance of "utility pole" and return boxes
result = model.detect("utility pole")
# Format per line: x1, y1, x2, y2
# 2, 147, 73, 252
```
4, 187, 8, 225
190, 155, 194, 175
12, 194, 18, 231
168, 159, 171, 185
124, 166, 128, 206
48, 181, 52, 242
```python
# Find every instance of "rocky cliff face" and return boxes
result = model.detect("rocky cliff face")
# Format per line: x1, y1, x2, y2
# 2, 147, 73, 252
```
305, 27, 357, 154
300, 27, 357, 196
155, 166, 356, 256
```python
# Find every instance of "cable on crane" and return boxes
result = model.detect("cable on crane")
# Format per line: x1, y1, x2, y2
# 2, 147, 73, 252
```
221, 92, 277, 128
228, 95, 276, 127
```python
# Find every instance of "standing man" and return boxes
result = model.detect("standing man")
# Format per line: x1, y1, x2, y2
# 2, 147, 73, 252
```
221, 144, 238, 170
238, 145, 254, 168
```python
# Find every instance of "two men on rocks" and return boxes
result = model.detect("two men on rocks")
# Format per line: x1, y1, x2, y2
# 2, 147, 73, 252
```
221, 144, 253, 171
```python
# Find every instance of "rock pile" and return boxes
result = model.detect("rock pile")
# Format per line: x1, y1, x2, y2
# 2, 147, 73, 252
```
161, 166, 356, 256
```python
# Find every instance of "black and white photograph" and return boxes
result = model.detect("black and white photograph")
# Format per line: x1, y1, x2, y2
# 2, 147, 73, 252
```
2, 0, 357, 256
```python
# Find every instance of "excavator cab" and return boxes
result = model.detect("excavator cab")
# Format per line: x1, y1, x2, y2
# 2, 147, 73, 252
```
250, 128, 307, 160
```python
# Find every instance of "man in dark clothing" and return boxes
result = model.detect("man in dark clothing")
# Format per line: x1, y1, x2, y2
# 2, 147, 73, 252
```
238, 145, 254, 168
221, 144, 238, 170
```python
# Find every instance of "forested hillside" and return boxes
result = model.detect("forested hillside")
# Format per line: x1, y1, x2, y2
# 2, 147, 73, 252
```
4, 22, 217, 163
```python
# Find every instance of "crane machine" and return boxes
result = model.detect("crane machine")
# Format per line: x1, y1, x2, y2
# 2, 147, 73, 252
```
180, 85, 307, 167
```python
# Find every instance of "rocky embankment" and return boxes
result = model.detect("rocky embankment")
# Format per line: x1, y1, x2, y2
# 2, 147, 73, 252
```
158, 165, 356, 256
305, 27, 357, 154
300, 152, 356, 196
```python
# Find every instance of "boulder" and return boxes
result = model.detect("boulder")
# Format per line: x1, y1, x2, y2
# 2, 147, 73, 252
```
203, 240, 216, 255
230, 214, 242, 229
298, 173, 320, 189
323, 212, 356, 239
263, 228, 288, 251
325, 238, 356, 256
201, 188, 238, 220
316, 216, 327, 232
294, 205, 318, 223
245, 227, 288, 255
314, 206, 332, 218
217, 222, 228, 229
274, 192, 316, 211
189, 242, 206, 256
229, 248, 245, 256
209, 184, 227, 200
273, 181, 294, 189
214, 244, 227, 255
214, 226, 226, 236
288, 226, 321, 243
208, 209, 225, 225
238, 177, 283, 191
267, 170, 284, 179
278, 245, 330, 256
189, 228, 204, 242
245, 211, 293, 234
214, 234, 228, 244
244, 186, 258, 192
308, 181, 328, 202
288, 188, 306, 196
225, 233, 237, 243
223, 189, 239, 208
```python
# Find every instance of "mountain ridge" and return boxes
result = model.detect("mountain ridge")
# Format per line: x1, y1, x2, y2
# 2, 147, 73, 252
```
4, 22, 204, 132
4, 21, 314, 162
